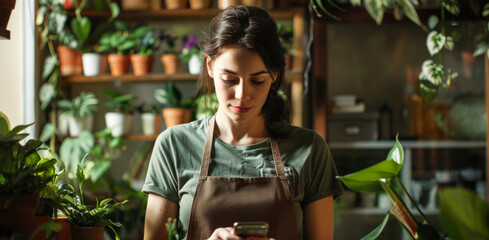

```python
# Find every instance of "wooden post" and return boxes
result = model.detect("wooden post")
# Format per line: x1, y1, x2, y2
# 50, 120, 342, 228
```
312, 18, 328, 139
485, 54, 489, 202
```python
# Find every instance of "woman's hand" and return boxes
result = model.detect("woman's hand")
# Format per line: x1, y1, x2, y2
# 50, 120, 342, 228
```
207, 227, 275, 240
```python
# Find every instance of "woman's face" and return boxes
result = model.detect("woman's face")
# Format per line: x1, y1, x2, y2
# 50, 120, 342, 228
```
207, 46, 276, 123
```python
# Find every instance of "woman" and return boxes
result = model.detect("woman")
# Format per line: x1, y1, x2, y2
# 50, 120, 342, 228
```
143, 6, 343, 240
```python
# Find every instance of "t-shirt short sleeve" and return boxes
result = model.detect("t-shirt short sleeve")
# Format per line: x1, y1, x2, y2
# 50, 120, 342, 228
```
142, 128, 180, 204
301, 133, 344, 206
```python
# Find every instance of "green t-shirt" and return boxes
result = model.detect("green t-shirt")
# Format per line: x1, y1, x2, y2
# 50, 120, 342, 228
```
142, 117, 343, 239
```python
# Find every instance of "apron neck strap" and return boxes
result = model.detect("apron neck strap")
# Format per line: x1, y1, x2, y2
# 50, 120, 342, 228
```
200, 115, 287, 180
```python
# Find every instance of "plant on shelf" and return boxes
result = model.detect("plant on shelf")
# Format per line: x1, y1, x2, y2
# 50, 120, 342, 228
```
58, 91, 98, 137
154, 82, 194, 128
57, 164, 127, 240
336, 135, 489, 239
180, 35, 203, 74
97, 21, 138, 76
277, 23, 294, 70
137, 103, 161, 136
160, 32, 183, 74
0, 111, 58, 238
130, 24, 162, 76
100, 90, 136, 137
195, 92, 218, 120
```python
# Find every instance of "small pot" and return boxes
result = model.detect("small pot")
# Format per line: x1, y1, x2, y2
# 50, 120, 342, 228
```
188, 54, 202, 74
160, 53, 183, 75
189, 0, 211, 9
58, 45, 83, 76
105, 112, 125, 137
108, 54, 130, 76
130, 54, 154, 76
218, 0, 240, 9
53, 217, 72, 240
141, 112, 157, 135
71, 226, 104, 240
122, 0, 150, 10
82, 53, 102, 77
162, 108, 191, 128
165, 0, 187, 9
0, 194, 40, 239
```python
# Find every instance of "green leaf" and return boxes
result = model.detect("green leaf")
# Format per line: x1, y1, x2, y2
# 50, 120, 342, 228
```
76, 164, 85, 186
427, 15, 438, 30
47, 11, 67, 35
39, 123, 55, 142
71, 17, 91, 45
420, 80, 438, 102
426, 31, 445, 56
89, 160, 111, 182
361, 213, 391, 240
109, 137, 124, 148
36, 6, 47, 27
40, 83, 56, 110
483, 3, 489, 17
473, 41, 489, 57
400, 0, 424, 29
8, 122, 35, 136
109, 3, 120, 22
337, 160, 399, 192
0, 111, 10, 136
42, 55, 57, 80
442, 0, 460, 16
439, 187, 489, 240
29, 222, 62, 240
364, 0, 385, 25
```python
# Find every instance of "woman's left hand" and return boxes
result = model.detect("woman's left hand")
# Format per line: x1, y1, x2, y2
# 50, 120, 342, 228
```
207, 227, 275, 240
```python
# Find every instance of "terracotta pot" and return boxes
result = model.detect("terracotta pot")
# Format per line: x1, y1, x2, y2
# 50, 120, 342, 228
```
284, 53, 292, 70
71, 226, 104, 240
162, 108, 191, 128
0, 0, 16, 30
242, 0, 262, 7
0, 194, 40, 239
108, 54, 130, 76
160, 53, 183, 74
165, 0, 187, 9
57, 45, 83, 76
33, 215, 50, 240
189, 0, 211, 9
130, 54, 154, 76
53, 217, 72, 240
218, 0, 240, 9
122, 0, 150, 9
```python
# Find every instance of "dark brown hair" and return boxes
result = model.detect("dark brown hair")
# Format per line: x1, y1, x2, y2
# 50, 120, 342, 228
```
198, 5, 289, 132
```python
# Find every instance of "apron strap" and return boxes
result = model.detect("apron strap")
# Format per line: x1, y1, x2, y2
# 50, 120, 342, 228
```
200, 115, 287, 180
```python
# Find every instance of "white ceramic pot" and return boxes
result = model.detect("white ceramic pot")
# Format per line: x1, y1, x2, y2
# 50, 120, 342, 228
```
141, 113, 156, 135
188, 54, 202, 74
68, 117, 84, 137
105, 112, 125, 137
82, 53, 102, 77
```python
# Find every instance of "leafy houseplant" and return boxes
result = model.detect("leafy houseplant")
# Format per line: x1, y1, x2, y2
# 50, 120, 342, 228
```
58, 91, 98, 137
58, 164, 127, 240
337, 136, 489, 239
277, 23, 293, 70
130, 24, 161, 76
0, 111, 58, 238
154, 82, 194, 128
195, 92, 218, 120
160, 32, 183, 74
180, 35, 203, 74
100, 90, 136, 136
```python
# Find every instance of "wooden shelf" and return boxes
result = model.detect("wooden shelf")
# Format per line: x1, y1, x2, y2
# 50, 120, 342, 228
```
0, 29, 10, 40
65, 71, 303, 84
76, 8, 304, 20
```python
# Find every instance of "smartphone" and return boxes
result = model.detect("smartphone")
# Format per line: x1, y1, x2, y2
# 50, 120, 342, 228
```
233, 221, 269, 238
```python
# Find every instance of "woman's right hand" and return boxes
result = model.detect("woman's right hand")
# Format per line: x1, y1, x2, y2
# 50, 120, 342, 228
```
207, 227, 275, 240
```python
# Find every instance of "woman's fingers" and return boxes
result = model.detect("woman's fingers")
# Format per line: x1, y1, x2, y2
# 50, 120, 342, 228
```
208, 227, 242, 240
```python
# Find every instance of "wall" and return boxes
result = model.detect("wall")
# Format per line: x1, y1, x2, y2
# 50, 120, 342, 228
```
0, 0, 24, 126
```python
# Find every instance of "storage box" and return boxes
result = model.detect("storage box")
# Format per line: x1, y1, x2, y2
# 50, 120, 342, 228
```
328, 112, 379, 142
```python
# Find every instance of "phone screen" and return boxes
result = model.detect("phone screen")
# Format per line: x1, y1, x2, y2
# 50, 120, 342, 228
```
233, 221, 269, 238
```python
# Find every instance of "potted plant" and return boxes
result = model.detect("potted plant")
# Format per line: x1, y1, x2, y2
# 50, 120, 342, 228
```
0, 111, 58, 239
97, 21, 138, 76
100, 90, 135, 136
160, 32, 183, 75
277, 23, 293, 70
180, 35, 203, 74
58, 91, 98, 137
189, 0, 210, 9
137, 103, 161, 136
154, 82, 194, 128
130, 24, 161, 76
57, 164, 127, 240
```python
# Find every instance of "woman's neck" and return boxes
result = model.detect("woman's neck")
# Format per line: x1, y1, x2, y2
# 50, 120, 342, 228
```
214, 111, 269, 146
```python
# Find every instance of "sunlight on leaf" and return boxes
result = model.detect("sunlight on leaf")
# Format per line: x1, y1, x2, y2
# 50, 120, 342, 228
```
361, 213, 391, 240
337, 160, 399, 192
426, 31, 445, 56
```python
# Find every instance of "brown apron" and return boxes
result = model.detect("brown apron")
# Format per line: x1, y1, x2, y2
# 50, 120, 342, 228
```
186, 116, 298, 240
